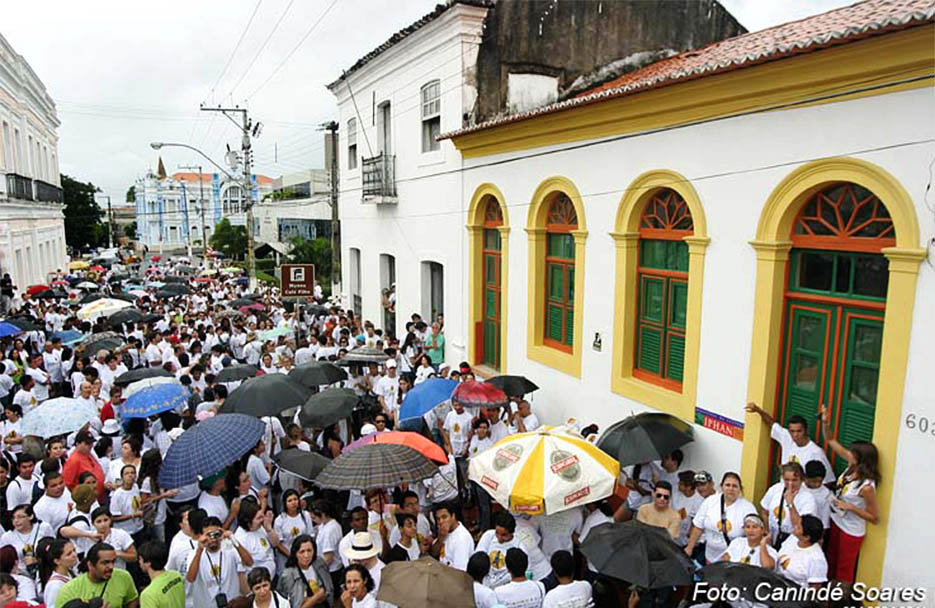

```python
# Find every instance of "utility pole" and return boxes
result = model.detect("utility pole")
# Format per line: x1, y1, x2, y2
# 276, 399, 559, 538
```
179, 165, 208, 266
322, 121, 341, 300
181, 185, 193, 259
200, 104, 259, 290
106, 195, 114, 248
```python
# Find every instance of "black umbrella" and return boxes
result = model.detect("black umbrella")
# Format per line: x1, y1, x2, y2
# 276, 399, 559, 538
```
699, 562, 805, 607
216, 364, 260, 383
109, 274, 131, 283
336, 347, 390, 366
138, 313, 162, 323
80, 334, 124, 357
597, 412, 694, 467
304, 304, 331, 316
163, 276, 187, 283
106, 308, 144, 328
114, 367, 173, 387
298, 387, 360, 428
580, 521, 695, 588
33, 288, 68, 300
219, 374, 312, 417
79, 292, 106, 304
273, 448, 330, 482
229, 298, 255, 308
110, 293, 137, 303
288, 362, 348, 387
155, 290, 184, 300
5, 317, 41, 332
486, 375, 539, 397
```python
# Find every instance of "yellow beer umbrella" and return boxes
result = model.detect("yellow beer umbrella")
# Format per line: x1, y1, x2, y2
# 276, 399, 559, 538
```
68, 260, 90, 270
468, 425, 619, 516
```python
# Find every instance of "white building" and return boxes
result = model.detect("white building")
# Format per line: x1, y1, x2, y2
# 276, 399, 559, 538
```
0, 32, 66, 286
332, 0, 935, 590
134, 170, 272, 250
254, 169, 331, 245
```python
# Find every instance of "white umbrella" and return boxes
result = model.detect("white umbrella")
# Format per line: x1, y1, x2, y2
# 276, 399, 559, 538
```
76, 298, 133, 321
76, 281, 100, 290
21, 397, 98, 438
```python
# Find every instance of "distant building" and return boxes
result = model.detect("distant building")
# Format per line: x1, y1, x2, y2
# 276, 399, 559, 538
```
254, 169, 332, 246
134, 170, 273, 250
0, 32, 66, 285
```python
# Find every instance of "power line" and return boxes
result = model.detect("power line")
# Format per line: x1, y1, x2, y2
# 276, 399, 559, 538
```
226, 0, 298, 100
207, 0, 265, 101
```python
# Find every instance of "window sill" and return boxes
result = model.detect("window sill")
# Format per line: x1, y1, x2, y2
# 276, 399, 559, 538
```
611, 373, 693, 421
528, 343, 581, 378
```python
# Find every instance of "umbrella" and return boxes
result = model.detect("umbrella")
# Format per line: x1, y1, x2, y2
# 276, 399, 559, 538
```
76, 281, 100, 290
162, 283, 191, 294
238, 303, 265, 314
79, 332, 124, 356
215, 310, 243, 319
452, 380, 508, 410
194, 277, 214, 283
315, 443, 438, 490
50, 330, 84, 345
51, 280, 69, 286
155, 290, 184, 300
259, 326, 293, 341
79, 292, 106, 304
138, 313, 162, 323
287, 361, 348, 388
163, 276, 187, 283
468, 425, 619, 515
5, 317, 40, 332
114, 367, 173, 387
596, 412, 694, 467
123, 382, 189, 418
398, 378, 458, 421
124, 376, 180, 398
273, 448, 330, 482
376, 557, 475, 608
159, 414, 265, 489
699, 562, 800, 607
220, 374, 312, 417
344, 431, 448, 465
0, 322, 23, 338
150, 255, 162, 262
106, 308, 144, 328
109, 274, 131, 283
20, 397, 98, 438
215, 364, 259, 383
77, 298, 133, 321
304, 304, 331, 316
26, 284, 51, 295
229, 298, 256, 308
146, 281, 166, 288
176, 265, 195, 275
68, 261, 89, 270
123, 284, 144, 293
199, 268, 218, 276
336, 347, 390, 366
487, 375, 540, 397
33, 288, 68, 300
89, 265, 105, 272
298, 388, 360, 428
580, 521, 695, 588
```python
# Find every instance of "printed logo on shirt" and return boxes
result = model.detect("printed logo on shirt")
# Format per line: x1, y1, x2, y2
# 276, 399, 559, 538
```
481, 476, 499, 491
716, 519, 732, 534
779, 555, 791, 570
678, 508, 687, 519
309, 580, 319, 594
132, 496, 141, 510
259, 537, 268, 548
564, 486, 590, 505
210, 564, 221, 578
453, 424, 460, 433
549, 451, 580, 481
23, 544, 33, 556
493, 445, 523, 471
291, 527, 300, 537
489, 550, 506, 569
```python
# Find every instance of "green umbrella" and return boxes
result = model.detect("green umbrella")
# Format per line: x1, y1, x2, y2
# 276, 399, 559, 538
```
288, 361, 348, 387
298, 387, 360, 428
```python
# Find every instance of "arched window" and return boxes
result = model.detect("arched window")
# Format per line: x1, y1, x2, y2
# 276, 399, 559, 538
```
544, 193, 577, 351
633, 189, 694, 389
481, 197, 504, 368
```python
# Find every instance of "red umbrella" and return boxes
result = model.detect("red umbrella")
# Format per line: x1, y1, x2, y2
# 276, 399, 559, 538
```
89, 265, 105, 272
51, 280, 69, 286
194, 277, 214, 283
26, 284, 50, 295
238, 303, 265, 314
344, 431, 448, 464
151, 255, 162, 262
452, 380, 508, 409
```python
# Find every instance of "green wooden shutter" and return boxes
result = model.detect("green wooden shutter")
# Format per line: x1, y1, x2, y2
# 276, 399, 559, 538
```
667, 334, 685, 382
638, 326, 663, 374
783, 305, 834, 426
835, 317, 882, 474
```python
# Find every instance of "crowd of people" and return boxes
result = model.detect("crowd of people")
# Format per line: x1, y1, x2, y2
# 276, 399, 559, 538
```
0, 256, 883, 608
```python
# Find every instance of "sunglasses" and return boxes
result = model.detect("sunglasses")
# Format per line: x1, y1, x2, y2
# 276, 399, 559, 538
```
655, 493, 671, 500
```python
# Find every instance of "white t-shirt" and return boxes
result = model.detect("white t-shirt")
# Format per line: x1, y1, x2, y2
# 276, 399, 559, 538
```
723, 536, 778, 567
776, 536, 828, 587
63, 511, 95, 556
198, 492, 230, 524
0, 523, 54, 567
316, 519, 343, 573
110, 485, 144, 535
803, 484, 833, 529
141, 477, 167, 526
167, 530, 197, 574
6, 475, 41, 510
495, 580, 546, 608
439, 522, 475, 571
468, 435, 494, 459
542, 581, 592, 608
339, 529, 383, 568
671, 490, 704, 547
539, 508, 583, 558
185, 545, 244, 608
33, 489, 74, 533
625, 464, 655, 510
234, 527, 276, 578
476, 528, 550, 587
760, 483, 816, 542
375, 375, 400, 414
770, 424, 835, 483
474, 581, 498, 608
692, 493, 757, 564
443, 410, 473, 456
247, 454, 271, 493
1, 418, 23, 454
829, 472, 875, 537
102, 527, 135, 570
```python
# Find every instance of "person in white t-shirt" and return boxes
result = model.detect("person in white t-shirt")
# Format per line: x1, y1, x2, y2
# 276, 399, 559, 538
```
475, 512, 550, 588
310, 499, 344, 577
759, 462, 816, 547
374, 361, 400, 420
802, 461, 833, 530
430, 503, 475, 571
543, 550, 591, 608
670, 471, 705, 548
0, 504, 54, 572
776, 515, 828, 588
720, 514, 777, 568
509, 400, 540, 435
33, 471, 73, 533
467, 552, 498, 608
91, 507, 137, 570
684, 472, 757, 564
746, 402, 835, 483
109, 463, 144, 536
494, 548, 546, 608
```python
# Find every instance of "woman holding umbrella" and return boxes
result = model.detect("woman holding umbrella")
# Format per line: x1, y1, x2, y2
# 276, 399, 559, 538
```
684, 472, 756, 564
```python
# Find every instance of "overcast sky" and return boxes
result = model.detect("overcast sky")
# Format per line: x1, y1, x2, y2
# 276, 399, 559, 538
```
2, 0, 855, 203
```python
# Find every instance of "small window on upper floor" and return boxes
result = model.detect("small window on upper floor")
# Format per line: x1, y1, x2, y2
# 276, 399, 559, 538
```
347, 118, 358, 170
421, 80, 441, 153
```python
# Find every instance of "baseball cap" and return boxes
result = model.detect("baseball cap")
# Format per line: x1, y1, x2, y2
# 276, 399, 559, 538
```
694, 471, 713, 484
385, 359, 397, 369
360, 423, 377, 435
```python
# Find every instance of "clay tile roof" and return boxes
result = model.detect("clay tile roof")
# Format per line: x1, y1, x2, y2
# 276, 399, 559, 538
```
441, 0, 935, 140
171, 172, 273, 184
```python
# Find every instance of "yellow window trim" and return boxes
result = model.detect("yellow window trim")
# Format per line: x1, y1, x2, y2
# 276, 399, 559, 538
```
526, 176, 587, 378
610, 170, 708, 421
742, 157, 925, 587
466, 183, 510, 373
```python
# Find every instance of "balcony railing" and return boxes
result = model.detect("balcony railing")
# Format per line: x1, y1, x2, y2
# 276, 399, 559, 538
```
5, 173, 33, 201
361, 153, 397, 201
35, 179, 63, 203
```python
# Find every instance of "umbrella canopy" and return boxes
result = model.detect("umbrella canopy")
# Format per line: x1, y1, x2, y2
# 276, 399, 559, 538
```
194, 277, 214, 283
0, 322, 23, 338
199, 268, 218, 276
79, 332, 124, 357
229, 298, 255, 308
336, 347, 390, 366
155, 290, 184, 300
398, 378, 458, 421
176, 265, 196, 275
79, 292, 106, 304
452, 380, 508, 410
220, 374, 312, 417
580, 521, 695, 588
273, 448, 330, 482
114, 367, 173, 387
109, 274, 131, 283
259, 326, 293, 341
20, 397, 98, 438
214, 310, 243, 320
298, 388, 361, 429
77, 298, 133, 321
146, 281, 165, 289
699, 562, 800, 607
76, 281, 100, 290
33, 288, 68, 300
159, 414, 265, 489
26, 284, 50, 295
138, 313, 162, 323
287, 362, 347, 388
376, 557, 475, 608
315, 443, 438, 490
123, 284, 144, 293
344, 431, 448, 465
486, 375, 540, 397
124, 376, 180, 398
106, 308, 144, 328
50, 329, 85, 345
163, 276, 187, 283
215, 364, 260, 383
162, 283, 191, 294
238, 303, 264, 314
468, 425, 619, 516
68, 261, 90, 270
597, 413, 694, 467
89, 265, 105, 272
5, 317, 40, 332
123, 382, 189, 418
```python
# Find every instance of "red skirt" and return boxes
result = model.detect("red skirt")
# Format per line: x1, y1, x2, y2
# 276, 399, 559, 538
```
827, 521, 864, 583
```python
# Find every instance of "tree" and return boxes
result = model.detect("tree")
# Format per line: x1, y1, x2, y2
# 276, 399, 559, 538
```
123, 221, 137, 240
125, 185, 136, 203
61, 174, 106, 251
288, 236, 332, 288
211, 218, 247, 260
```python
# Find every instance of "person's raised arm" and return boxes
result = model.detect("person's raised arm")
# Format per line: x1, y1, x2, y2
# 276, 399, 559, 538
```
819, 405, 853, 464
225, 529, 253, 567
758, 536, 776, 569
186, 537, 205, 583
745, 402, 776, 428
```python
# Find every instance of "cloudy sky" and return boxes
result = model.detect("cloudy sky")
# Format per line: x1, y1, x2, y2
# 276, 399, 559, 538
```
2, 0, 855, 202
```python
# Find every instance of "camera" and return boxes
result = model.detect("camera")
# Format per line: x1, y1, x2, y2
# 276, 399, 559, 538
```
207, 530, 223, 540
214, 593, 228, 608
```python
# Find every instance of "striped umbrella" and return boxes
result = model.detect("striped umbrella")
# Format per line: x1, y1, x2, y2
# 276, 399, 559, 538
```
451, 380, 508, 410
159, 414, 265, 489
315, 443, 438, 490
123, 382, 189, 418
468, 425, 619, 516
21, 397, 98, 438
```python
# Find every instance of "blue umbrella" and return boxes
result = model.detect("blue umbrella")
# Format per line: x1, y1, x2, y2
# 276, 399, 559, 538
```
398, 378, 459, 421
123, 382, 190, 418
159, 414, 265, 489
0, 321, 22, 338
51, 329, 85, 345
21, 397, 98, 438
